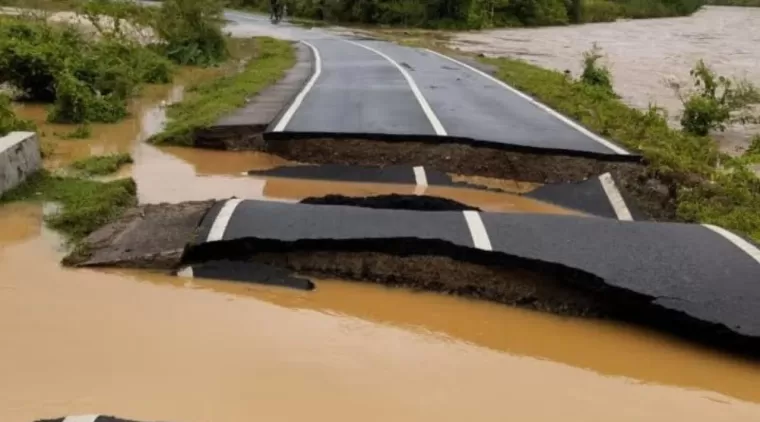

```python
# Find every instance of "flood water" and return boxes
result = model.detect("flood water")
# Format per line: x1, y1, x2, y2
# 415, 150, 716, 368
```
452, 5, 760, 153
4, 56, 760, 422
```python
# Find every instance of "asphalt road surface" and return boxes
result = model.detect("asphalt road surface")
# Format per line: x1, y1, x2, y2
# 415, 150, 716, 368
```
193, 199, 760, 339
222, 11, 629, 155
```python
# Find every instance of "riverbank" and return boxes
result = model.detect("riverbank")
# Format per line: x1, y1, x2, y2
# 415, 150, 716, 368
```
450, 6, 760, 155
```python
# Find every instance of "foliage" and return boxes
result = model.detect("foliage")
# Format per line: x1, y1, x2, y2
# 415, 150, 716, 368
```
481, 53, 760, 241
0, 93, 35, 136
155, 0, 229, 65
151, 37, 295, 145
706, 0, 760, 5
47, 70, 128, 123
0, 170, 137, 241
674, 60, 760, 136
70, 152, 133, 176
230, 0, 705, 28
580, 43, 615, 96
0, 15, 177, 124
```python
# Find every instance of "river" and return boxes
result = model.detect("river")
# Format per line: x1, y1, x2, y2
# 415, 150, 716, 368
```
451, 5, 760, 154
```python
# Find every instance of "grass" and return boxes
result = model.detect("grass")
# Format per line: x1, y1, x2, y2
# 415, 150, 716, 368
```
479, 54, 760, 242
150, 36, 296, 145
70, 152, 133, 176
0, 170, 137, 241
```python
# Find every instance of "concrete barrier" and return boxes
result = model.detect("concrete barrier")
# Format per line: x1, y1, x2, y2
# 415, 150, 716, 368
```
0, 131, 41, 195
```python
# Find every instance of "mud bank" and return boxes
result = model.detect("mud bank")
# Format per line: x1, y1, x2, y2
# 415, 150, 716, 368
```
63, 199, 760, 357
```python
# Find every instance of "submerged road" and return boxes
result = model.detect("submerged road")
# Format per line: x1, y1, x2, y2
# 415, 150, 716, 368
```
188, 199, 760, 340
223, 11, 629, 155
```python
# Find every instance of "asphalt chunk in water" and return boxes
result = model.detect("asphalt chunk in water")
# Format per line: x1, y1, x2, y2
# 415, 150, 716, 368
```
525, 173, 647, 220
177, 260, 315, 291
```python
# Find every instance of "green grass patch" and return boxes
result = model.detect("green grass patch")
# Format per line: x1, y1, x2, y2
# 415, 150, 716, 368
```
0, 171, 137, 240
150, 36, 296, 145
69, 152, 133, 176
481, 55, 760, 242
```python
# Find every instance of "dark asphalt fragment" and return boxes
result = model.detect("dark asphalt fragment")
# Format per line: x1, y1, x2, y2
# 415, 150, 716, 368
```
178, 260, 315, 290
525, 174, 648, 220
300, 194, 481, 211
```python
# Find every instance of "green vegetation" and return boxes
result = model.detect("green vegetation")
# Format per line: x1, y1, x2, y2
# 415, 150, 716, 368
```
230, 0, 705, 28
673, 60, 760, 136
155, 0, 229, 65
481, 51, 760, 241
151, 37, 296, 145
70, 152, 133, 176
0, 171, 137, 240
707, 0, 760, 5
580, 43, 615, 96
0, 0, 232, 126
0, 93, 35, 136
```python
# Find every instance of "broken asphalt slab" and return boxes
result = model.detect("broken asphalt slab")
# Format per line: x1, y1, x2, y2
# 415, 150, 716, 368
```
65, 198, 760, 355
177, 260, 315, 291
248, 163, 643, 219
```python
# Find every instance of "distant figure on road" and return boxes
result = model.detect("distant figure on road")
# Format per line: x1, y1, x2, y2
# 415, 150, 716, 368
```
269, 0, 282, 23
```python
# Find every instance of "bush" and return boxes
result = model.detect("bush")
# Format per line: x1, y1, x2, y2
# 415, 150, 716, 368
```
48, 70, 128, 124
0, 93, 35, 136
156, 0, 229, 65
0, 16, 176, 124
0, 19, 80, 101
580, 43, 615, 96
676, 60, 760, 136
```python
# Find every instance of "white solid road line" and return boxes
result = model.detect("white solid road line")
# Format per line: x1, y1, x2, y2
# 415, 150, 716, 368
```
63, 416, 100, 422
703, 224, 760, 265
425, 49, 630, 155
346, 40, 447, 136
413, 165, 428, 195
272, 40, 322, 132
599, 173, 633, 221
206, 198, 244, 242
463, 210, 493, 251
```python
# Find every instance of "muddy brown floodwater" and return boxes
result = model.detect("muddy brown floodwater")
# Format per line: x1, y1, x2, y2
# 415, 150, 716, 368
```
4, 205, 760, 422
452, 5, 760, 153
4, 54, 760, 422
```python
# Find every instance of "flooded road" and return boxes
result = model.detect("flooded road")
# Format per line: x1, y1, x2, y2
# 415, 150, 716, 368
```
4, 205, 760, 422
452, 5, 760, 153
4, 55, 760, 422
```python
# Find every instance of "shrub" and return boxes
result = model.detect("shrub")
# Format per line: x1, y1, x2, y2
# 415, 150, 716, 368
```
156, 0, 229, 65
0, 93, 35, 136
676, 60, 760, 136
0, 19, 80, 101
580, 43, 615, 96
48, 70, 128, 124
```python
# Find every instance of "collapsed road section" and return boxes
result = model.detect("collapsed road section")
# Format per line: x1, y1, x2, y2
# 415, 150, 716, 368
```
64, 197, 760, 357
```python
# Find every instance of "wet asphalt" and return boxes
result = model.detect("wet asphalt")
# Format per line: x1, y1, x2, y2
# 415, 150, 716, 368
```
194, 199, 760, 339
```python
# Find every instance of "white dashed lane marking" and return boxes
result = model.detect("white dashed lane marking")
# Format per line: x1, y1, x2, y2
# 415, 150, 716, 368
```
463, 210, 492, 251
